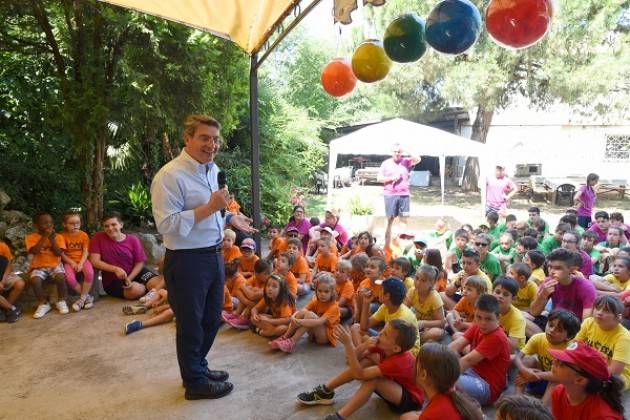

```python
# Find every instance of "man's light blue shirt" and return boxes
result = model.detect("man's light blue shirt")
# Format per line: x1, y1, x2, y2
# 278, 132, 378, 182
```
151, 149, 225, 250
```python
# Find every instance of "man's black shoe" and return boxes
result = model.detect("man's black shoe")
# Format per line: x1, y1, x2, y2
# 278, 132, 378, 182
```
185, 381, 233, 400
205, 369, 229, 382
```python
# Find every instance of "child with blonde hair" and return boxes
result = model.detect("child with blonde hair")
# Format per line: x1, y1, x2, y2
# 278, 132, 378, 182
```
269, 273, 340, 353
404, 265, 445, 342
251, 274, 296, 338
334, 260, 355, 320
222, 229, 241, 263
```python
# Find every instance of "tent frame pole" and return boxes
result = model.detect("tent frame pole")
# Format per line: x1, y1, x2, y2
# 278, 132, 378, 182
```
250, 54, 262, 251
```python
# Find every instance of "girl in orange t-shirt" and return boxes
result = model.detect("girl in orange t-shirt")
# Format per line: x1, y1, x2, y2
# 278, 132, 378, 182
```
60, 212, 94, 312
269, 273, 340, 353
226, 259, 271, 329
251, 275, 296, 338
312, 238, 338, 279
350, 252, 369, 291
403, 342, 482, 420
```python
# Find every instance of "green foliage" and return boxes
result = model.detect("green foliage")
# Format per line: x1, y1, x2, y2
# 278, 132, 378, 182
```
108, 182, 153, 228
348, 195, 374, 215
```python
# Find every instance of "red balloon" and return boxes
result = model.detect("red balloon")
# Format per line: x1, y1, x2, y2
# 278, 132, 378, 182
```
485, 0, 553, 49
321, 58, 357, 97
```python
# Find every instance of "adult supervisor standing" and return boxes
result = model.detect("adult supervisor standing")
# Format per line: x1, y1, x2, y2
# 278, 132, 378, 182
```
151, 114, 255, 400
485, 164, 517, 217
377, 143, 421, 246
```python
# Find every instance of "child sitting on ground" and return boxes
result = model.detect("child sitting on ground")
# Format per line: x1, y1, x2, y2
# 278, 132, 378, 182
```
422, 249, 449, 292
275, 252, 297, 297
508, 262, 536, 312
227, 259, 271, 329
354, 278, 419, 356
446, 275, 488, 338
238, 237, 259, 279
354, 256, 386, 318
442, 249, 492, 311
221, 259, 246, 322
60, 211, 94, 312
492, 232, 516, 272
549, 341, 625, 419
404, 265, 446, 342
297, 320, 423, 420
514, 309, 581, 404
445, 229, 469, 274
350, 252, 368, 292
574, 295, 630, 390
286, 238, 310, 295
524, 250, 546, 285
250, 274, 295, 338
312, 238, 338, 279
493, 276, 527, 351
449, 294, 511, 406
390, 257, 414, 291
269, 273, 339, 353
123, 289, 174, 335
0, 240, 25, 322
590, 256, 630, 295
222, 229, 241, 264
27, 212, 69, 319
515, 236, 539, 264
400, 343, 483, 420
581, 230, 602, 273
265, 225, 287, 262
334, 260, 355, 320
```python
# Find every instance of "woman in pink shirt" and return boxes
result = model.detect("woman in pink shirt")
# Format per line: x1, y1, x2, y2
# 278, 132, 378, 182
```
574, 173, 599, 229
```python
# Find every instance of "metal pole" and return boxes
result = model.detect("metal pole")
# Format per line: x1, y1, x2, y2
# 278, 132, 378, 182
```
250, 54, 262, 253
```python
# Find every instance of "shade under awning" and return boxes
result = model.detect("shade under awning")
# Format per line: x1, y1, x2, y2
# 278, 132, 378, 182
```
99, 0, 300, 54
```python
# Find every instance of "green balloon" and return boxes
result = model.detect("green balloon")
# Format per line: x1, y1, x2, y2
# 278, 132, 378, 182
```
383, 13, 428, 63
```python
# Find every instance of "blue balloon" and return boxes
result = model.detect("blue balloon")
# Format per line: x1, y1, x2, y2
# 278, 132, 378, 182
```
426, 0, 482, 55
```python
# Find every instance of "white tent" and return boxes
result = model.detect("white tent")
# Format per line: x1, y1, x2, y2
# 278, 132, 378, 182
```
326, 118, 488, 210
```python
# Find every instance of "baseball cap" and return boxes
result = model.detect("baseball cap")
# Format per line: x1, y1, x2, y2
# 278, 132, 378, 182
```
317, 226, 339, 238
548, 341, 610, 381
285, 226, 300, 234
240, 238, 256, 251
325, 209, 340, 218
413, 235, 428, 245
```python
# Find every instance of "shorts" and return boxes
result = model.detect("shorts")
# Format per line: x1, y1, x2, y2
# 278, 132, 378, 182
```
376, 386, 422, 414
384, 195, 410, 218
456, 369, 491, 405
103, 266, 157, 298
30, 263, 65, 280
1, 272, 23, 291
485, 203, 505, 216
526, 380, 549, 396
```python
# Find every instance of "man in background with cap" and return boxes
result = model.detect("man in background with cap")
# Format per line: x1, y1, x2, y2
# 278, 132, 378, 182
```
377, 143, 421, 247
486, 165, 517, 217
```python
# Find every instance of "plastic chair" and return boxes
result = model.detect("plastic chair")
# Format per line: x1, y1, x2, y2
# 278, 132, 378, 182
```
555, 184, 576, 206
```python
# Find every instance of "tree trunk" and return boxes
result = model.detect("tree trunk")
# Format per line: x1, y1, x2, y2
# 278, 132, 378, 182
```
461, 105, 495, 191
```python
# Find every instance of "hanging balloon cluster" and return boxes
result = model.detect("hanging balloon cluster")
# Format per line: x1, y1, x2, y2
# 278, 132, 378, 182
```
321, 0, 553, 97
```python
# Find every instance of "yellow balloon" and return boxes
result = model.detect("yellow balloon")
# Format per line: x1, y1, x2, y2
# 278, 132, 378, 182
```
351, 39, 392, 83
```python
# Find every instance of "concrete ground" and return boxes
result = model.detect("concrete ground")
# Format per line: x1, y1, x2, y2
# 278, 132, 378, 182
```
1, 296, 399, 420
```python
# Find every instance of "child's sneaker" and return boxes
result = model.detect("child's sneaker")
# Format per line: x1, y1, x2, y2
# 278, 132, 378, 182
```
83, 294, 94, 309
124, 320, 143, 335
278, 338, 296, 353
56, 300, 69, 314
297, 384, 335, 405
227, 316, 250, 330
268, 337, 284, 349
6, 306, 21, 323
72, 296, 87, 312
139, 289, 157, 303
221, 310, 236, 322
33, 302, 52, 319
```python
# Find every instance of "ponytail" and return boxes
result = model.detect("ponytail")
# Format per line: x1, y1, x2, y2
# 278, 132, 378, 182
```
448, 390, 483, 420
586, 375, 625, 416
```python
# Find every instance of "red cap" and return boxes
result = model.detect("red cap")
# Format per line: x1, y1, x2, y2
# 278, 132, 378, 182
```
548, 342, 610, 381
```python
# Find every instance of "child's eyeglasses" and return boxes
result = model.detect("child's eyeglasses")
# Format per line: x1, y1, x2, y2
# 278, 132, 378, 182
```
555, 360, 589, 377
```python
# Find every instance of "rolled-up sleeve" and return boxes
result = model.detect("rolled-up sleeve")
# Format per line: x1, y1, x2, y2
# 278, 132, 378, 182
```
151, 171, 195, 237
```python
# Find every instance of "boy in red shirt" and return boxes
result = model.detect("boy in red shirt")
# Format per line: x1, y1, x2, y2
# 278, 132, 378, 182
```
550, 341, 624, 419
297, 319, 423, 419
448, 294, 511, 406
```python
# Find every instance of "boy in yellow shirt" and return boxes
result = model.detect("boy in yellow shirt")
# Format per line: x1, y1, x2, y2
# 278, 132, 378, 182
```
524, 250, 546, 285
513, 309, 581, 404
508, 262, 537, 311
493, 276, 526, 352
590, 256, 630, 295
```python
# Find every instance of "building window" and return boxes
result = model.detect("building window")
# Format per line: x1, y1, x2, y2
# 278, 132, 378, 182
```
604, 134, 630, 162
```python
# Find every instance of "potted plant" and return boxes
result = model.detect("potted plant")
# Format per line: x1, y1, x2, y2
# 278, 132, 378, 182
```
348, 195, 374, 232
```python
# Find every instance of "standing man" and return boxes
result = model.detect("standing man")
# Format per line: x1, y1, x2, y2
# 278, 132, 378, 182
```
485, 165, 517, 217
377, 143, 421, 246
151, 114, 255, 400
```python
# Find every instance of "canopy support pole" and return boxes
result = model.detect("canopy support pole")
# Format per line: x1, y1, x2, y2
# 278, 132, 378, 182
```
250, 54, 262, 252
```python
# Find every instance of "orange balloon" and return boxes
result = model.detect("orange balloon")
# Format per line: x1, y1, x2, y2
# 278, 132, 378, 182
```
351, 40, 392, 83
321, 58, 357, 97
